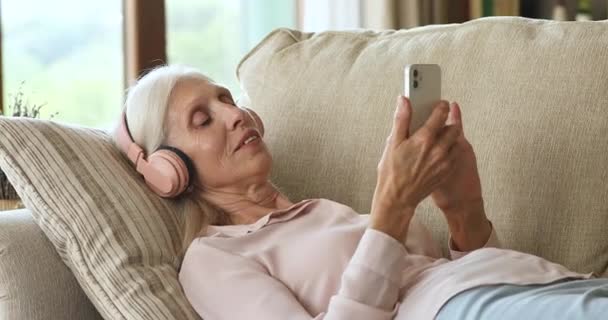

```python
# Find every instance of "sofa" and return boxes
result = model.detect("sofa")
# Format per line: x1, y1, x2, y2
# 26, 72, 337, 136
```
1, 16, 607, 319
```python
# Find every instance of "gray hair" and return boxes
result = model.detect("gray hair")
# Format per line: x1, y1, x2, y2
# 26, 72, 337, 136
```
112, 65, 227, 258
123, 65, 212, 153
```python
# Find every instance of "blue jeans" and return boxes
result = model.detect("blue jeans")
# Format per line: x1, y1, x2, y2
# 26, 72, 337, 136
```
435, 278, 608, 320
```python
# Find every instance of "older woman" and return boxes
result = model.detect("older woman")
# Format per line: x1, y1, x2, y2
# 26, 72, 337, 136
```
116, 65, 606, 320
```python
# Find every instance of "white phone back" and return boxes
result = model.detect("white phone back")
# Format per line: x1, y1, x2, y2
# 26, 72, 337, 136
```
404, 64, 441, 135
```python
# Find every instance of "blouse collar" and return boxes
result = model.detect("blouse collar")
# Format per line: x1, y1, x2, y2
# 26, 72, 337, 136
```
204, 198, 320, 237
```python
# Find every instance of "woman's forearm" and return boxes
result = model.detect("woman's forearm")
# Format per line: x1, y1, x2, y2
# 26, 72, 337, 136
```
443, 199, 492, 252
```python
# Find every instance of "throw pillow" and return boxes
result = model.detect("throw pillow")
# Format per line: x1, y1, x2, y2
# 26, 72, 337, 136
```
0, 116, 201, 319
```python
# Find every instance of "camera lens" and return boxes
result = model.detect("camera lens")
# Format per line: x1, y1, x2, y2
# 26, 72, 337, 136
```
413, 80, 418, 88
413, 69, 418, 77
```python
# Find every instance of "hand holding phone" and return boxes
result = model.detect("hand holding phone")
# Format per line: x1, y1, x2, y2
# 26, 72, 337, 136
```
404, 64, 442, 135
371, 65, 459, 241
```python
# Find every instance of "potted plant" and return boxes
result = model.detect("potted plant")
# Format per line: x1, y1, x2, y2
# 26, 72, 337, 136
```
0, 82, 58, 211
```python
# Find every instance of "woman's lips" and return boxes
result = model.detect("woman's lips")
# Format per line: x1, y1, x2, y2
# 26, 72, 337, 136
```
236, 136, 261, 152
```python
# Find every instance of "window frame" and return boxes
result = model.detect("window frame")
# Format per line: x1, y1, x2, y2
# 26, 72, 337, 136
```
124, 0, 167, 86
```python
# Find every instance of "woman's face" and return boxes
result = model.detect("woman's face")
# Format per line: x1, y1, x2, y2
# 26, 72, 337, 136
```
164, 76, 271, 191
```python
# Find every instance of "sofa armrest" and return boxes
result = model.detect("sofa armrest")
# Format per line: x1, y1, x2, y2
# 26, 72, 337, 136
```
0, 208, 103, 320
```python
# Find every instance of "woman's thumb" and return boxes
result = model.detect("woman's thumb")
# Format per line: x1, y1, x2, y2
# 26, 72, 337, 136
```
447, 102, 465, 135
445, 102, 462, 128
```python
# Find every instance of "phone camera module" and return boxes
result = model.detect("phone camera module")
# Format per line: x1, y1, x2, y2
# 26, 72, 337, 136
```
413, 80, 418, 88
413, 69, 418, 78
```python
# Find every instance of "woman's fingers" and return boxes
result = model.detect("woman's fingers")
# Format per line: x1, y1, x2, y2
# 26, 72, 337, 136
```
388, 95, 412, 147
442, 142, 462, 177
419, 101, 450, 139
432, 139, 461, 180
375, 97, 463, 220
434, 125, 461, 154
447, 102, 466, 140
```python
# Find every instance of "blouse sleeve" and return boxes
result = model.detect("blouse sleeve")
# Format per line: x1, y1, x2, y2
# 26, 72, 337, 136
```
448, 220, 501, 260
178, 228, 406, 320
360, 214, 443, 259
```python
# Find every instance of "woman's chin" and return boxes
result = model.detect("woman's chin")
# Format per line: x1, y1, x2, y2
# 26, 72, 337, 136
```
237, 141, 271, 162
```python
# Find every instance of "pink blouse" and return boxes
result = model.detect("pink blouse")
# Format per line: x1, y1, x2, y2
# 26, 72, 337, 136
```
178, 198, 594, 320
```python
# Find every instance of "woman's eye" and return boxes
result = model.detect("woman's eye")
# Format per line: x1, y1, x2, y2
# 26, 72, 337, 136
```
222, 95, 236, 106
193, 111, 210, 127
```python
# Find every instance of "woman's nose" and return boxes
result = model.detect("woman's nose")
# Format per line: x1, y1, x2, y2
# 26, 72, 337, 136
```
225, 106, 245, 130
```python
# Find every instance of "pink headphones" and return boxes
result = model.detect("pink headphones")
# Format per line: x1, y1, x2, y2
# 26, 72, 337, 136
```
114, 107, 265, 198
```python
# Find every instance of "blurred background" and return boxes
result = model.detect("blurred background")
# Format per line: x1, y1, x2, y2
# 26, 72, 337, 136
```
0, 0, 606, 129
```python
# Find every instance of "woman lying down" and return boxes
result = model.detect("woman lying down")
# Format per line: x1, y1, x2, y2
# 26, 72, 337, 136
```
113, 65, 607, 320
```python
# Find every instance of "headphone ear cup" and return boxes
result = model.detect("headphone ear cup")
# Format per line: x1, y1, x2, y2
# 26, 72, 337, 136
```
143, 147, 193, 198
243, 107, 264, 137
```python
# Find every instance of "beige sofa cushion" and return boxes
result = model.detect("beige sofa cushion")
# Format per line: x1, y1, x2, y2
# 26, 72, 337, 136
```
0, 209, 103, 320
0, 118, 200, 319
237, 17, 608, 277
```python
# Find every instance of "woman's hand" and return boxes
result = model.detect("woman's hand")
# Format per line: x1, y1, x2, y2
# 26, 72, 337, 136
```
429, 102, 483, 214
429, 102, 492, 251
370, 96, 461, 242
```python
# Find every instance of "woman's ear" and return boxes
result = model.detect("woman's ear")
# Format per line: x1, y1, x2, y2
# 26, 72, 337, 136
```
243, 107, 264, 137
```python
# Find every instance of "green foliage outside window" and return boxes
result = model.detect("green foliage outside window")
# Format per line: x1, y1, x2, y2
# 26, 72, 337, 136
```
167, 0, 295, 99
1, 0, 294, 128
2, 0, 124, 129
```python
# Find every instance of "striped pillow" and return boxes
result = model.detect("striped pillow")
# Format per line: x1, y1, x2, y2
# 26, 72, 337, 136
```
0, 117, 201, 320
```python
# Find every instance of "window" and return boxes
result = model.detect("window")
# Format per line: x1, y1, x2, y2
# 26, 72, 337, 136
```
166, 0, 295, 98
1, 0, 123, 129
1, 0, 296, 126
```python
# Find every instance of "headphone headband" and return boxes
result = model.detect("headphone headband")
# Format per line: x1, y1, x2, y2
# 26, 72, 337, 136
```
116, 111, 145, 166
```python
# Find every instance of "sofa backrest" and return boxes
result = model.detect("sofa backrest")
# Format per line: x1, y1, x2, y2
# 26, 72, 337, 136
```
237, 17, 608, 277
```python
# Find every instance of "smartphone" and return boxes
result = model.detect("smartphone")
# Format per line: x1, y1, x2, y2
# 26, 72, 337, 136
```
404, 64, 441, 135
